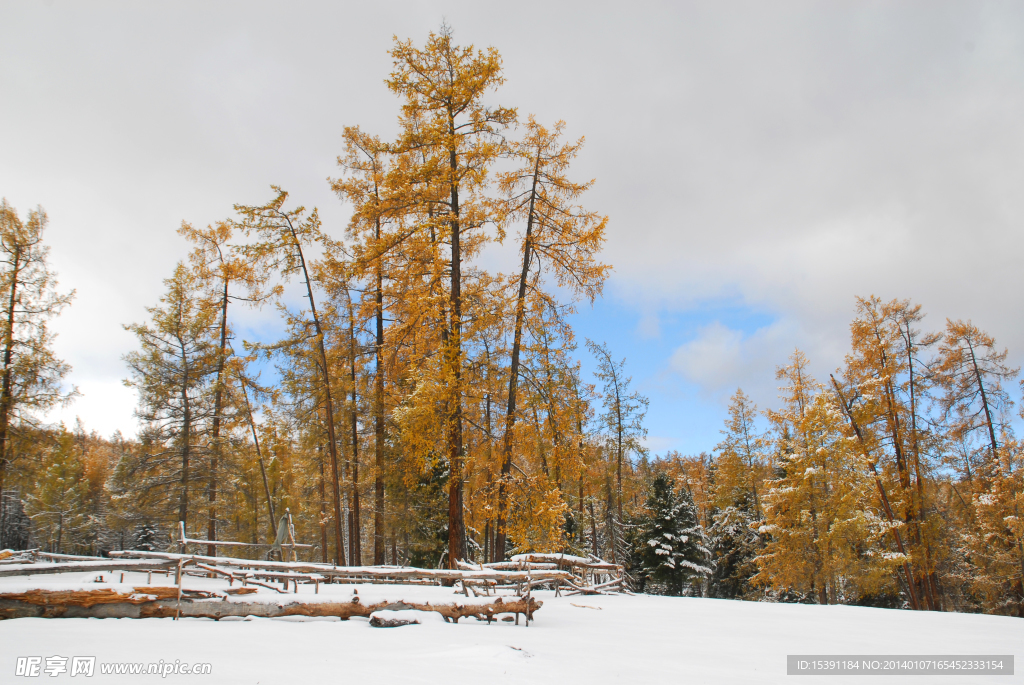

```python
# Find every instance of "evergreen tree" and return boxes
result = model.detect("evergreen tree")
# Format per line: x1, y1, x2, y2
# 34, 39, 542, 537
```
0, 200, 76, 520
0, 489, 31, 550
714, 389, 768, 516
587, 339, 648, 564
635, 474, 712, 596
709, 495, 761, 600
26, 429, 91, 554
133, 521, 161, 552
123, 263, 218, 532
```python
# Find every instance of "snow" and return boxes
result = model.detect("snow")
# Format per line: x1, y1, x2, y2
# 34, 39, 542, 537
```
509, 552, 592, 564
1, 571, 1021, 684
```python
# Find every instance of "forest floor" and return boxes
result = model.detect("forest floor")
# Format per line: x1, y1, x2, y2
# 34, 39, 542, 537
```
1, 571, 1021, 684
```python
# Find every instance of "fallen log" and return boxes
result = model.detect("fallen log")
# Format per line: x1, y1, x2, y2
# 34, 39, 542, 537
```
110, 550, 571, 584
180, 538, 314, 550
510, 553, 622, 570
0, 587, 542, 622
479, 561, 559, 571
32, 551, 109, 562
237, 570, 325, 582
560, 577, 624, 596
0, 559, 177, 578
591, 577, 625, 590
0, 586, 221, 617
509, 552, 594, 565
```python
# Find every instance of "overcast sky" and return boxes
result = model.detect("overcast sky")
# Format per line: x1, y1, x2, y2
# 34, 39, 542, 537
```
2, 1, 1023, 453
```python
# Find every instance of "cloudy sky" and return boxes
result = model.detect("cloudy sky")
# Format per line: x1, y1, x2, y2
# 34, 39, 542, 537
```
2, 1, 1023, 453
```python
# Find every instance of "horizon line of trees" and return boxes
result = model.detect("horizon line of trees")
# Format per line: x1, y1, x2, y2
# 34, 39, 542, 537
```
631, 298, 1023, 617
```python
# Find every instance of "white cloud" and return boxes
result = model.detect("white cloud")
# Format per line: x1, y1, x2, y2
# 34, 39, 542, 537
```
641, 435, 677, 454
46, 379, 138, 440
670, 322, 746, 390
668, 319, 840, 411
4, 1, 1024, 441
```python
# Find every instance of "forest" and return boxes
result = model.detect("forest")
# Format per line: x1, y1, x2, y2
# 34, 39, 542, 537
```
0, 28, 1022, 618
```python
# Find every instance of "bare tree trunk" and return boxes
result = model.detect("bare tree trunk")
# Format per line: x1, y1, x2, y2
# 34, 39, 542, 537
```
578, 477, 585, 548
207, 278, 230, 557
240, 379, 276, 542
966, 338, 1000, 463
318, 445, 328, 564
0, 589, 544, 622
483, 520, 490, 564
373, 222, 386, 566
588, 498, 598, 558
831, 375, 921, 611
343, 444, 353, 566
495, 153, 541, 562
576, 401, 587, 548
900, 321, 940, 610
534, 405, 548, 478
604, 476, 618, 566
0, 248, 21, 510
616, 402, 623, 522
484, 392, 494, 564
446, 130, 466, 570
177, 336, 191, 531
287, 224, 345, 566
348, 303, 362, 566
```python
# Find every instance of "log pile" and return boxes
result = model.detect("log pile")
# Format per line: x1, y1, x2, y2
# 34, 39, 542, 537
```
469, 553, 629, 595
0, 586, 542, 623
0, 559, 177, 578
0, 549, 556, 623
0, 549, 36, 564
0, 547, 628, 623
108, 550, 574, 589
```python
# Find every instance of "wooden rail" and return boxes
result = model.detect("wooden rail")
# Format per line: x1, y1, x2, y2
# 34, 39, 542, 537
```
109, 550, 573, 585
0, 559, 177, 578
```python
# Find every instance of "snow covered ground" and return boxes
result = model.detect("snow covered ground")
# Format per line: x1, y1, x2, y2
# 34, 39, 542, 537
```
1, 571, 1021, 684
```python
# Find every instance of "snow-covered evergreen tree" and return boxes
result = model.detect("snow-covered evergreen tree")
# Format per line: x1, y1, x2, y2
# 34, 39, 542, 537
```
0, 490, 31, 549
709, 495, 762, 600
634, 475, 713, 595
133, 521, 161, 551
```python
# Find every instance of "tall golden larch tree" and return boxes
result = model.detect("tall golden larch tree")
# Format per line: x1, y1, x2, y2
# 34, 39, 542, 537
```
123, 263, 218, 531
713, 388, 769, 517
492, 117, 609, 559
235, 188, 347, 565
0, 200, 76, 507
759, 350, 895, 605
386, 26, 516, 567
934, 320, 1017, 479
332, 127, 394, 565
178, 219, 270, 555
843, 296, 941, 609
